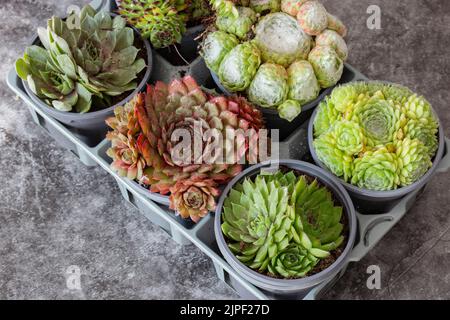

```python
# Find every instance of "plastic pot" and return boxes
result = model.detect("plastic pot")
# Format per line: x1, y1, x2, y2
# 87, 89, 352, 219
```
307, 81, 446, 215
214, 160, 357, 297
211, 64, 358, 141
21, 15, 153, 132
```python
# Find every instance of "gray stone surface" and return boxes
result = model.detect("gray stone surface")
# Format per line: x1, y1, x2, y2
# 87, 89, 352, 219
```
0, 0, 449, 300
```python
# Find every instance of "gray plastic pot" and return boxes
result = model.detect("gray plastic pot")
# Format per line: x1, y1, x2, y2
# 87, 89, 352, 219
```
22, 15, 153, 132
308, 81, 446, 215
214, 160, 357, 297
211, 65, 359, 141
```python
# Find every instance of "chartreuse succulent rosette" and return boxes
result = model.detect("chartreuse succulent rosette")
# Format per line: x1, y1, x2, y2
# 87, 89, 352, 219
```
221, 170, 345, 278
117, 0, 212, 48
201, 0, 349, 122
15, 5, 146, 113
106, 76, 265, 223
313, 82, 439, 191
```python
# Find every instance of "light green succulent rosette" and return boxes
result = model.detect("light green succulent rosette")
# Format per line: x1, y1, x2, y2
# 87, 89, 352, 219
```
201, 31, 239, 74
313, 132, 353, 182
332, 120, 365, 155
313, 82, 439, 191
278, 100, 302, 122
268, 244, 319, 278
313, 99, 340, 137
287, 60, 320, 106
403, 119, 438, 157
216, 6, 257, 39
351, 147, 400, 191
396, 138, 432, 187
218, 42, 261, 92
351, 93, 402, 147
247, 63, 289, 108
254, 12, 312, 67
308, 45, 344, 88
249, 0, 281, 14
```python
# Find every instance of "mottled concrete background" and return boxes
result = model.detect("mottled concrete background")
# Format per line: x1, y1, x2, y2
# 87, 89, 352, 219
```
0, 0, 449, 300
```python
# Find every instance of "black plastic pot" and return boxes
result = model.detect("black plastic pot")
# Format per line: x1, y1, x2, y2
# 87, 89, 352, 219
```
214, 160, 357, 297
211, 64, 357, 141
307, 82, 446, 215
22, 14, 153, 132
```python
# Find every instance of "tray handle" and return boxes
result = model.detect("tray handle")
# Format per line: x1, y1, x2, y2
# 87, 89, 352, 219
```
437, 137, 450, 173
348, 191, 418, 263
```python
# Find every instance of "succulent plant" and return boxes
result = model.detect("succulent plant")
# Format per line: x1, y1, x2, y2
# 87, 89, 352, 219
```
308, 45, 344, 88
218, 42, 261, 91
332, 120, 365, 155
221, 170, 345, 278
170, 178, 220, 222
351, 147, 400, 191
314, 132, 353, 182
249, 0, 281, 13
287, 60, 320, 105
327, 13, 347, 37
117, 0, 186, 48
16, 5, 146, 113
291, 176, 344, 251
201, 31, 239, 74
278, 100, 302, 122
313, 82, 439, 190
202, 0, 348, 121
247, 63, 289, 108
254, 12, 312, 67
313, 98, 339, 137
281, 0, 307, 17
268, 244, 319, 278
316, 29, 348, 60
106, 76, 265, 222
216, 6, 257, 39
296, 0, 328, 36
396, 138, 432, 187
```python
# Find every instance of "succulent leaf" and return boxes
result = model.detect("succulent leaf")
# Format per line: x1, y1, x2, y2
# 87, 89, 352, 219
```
287, 60, 320, 105
308, 45, 343, 88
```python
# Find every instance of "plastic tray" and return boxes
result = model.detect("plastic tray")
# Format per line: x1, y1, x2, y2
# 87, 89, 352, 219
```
7, 0, 450, 299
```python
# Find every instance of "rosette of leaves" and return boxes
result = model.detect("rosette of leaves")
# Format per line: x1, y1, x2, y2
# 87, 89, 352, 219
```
332, 120, 365, 155
351, 147, 400, 191
169, 178, 220, 223
106, 76, 265, 222
291, 176, 344, 251
313, 82, 439, 190
221, 170, 345, 278
118, 0, 212, 48
201, 1, 349, 122
16, 5, 146, 113
313, 132, 353, 182
201, 31, 239, 74
396, 138, 432, 187
218, 42, 261, 92
247, 63, 289, 108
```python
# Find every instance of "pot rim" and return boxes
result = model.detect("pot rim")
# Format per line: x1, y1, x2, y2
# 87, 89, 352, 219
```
21, 11, 153, 121
214, 159, 357, 290
307, 80, 445, 199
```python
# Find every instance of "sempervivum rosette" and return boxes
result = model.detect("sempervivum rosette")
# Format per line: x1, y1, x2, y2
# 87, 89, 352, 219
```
106, 76, 265, 222
201, 0, 349, 122
221, 170, 344, 279
313, 82, 439, 191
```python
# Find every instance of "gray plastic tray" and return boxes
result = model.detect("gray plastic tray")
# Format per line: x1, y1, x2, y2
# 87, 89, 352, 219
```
6, 0, 450, 299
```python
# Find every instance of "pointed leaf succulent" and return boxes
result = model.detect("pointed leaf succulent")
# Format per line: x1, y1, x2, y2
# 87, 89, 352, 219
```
106, 76, 265, 222
221, 170, 346, 279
